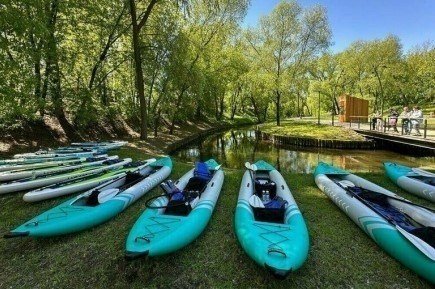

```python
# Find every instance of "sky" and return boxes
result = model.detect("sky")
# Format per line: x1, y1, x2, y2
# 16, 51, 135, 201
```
244, 0, 435, 53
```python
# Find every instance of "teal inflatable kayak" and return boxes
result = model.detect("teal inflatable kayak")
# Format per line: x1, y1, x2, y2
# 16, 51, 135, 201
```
314, 162, 435, 284
125, 159, 224, 259
4, 157, 172, 238
384, 162, 435, 202
234, 160, 309, 278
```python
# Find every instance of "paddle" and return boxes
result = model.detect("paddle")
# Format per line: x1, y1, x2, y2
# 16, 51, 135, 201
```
411, 167, 435, 178
245, 161, 256, 182
97, 188, 120, 203
248, 194, 265, 208
336, 179, 435, 260
244, 162, 257, 172
396, 225, 435, 261
145, 158, 157, 165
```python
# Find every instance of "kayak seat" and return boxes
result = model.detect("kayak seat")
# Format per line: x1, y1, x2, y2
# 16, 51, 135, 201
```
194, 162, 212, 181
251, 196, 287, 223
86, 156, 107, 162
163, 174, 210, 216
356, 189, 417, 231
87, 190, 101, 206
117, 172, 144, 191
425, 178, 435, 186
125, 172, 144, 183
103, 158, 123, 165
254, 178, 277, 200
125, 161, 144, 168
411, 227, 435, 248
184, 176, 208, 195
251, 177, 285, 223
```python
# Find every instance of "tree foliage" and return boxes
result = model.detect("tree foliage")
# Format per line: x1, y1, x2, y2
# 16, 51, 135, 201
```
0, 0, 433, 135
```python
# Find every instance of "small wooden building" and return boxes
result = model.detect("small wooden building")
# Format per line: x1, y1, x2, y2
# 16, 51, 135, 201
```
338, 94, 368, 122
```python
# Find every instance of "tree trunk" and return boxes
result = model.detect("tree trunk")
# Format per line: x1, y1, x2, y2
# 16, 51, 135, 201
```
169, 86, 187, 134
129, 0, 147, 140
128, 0, 160, 140
275, 90, 281, 126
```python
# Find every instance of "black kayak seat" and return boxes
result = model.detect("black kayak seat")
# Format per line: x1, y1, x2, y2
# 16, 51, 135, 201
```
87, 190, 101, 206
254, 178, 277, 200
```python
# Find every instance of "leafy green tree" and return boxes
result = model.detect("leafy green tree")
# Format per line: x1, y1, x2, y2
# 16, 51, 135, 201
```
246, 0, 330, 125
404, 43, 435, 107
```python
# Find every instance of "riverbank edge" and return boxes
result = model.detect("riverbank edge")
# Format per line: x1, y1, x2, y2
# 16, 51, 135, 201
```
256, 130, 377, 149
1, 118, 375, 158
161, 123, 377, 156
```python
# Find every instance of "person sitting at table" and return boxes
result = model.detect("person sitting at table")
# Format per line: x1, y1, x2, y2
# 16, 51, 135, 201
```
399, 106, 411, 135
410, 106, 423, 136
387, 108, 399, 133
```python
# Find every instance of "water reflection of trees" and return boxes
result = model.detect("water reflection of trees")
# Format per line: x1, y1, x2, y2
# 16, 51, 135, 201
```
173, 129, 434, 173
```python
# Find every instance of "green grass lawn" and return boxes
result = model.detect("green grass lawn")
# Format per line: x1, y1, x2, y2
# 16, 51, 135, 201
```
258, 120, 367, 141
0, 147, 433, 288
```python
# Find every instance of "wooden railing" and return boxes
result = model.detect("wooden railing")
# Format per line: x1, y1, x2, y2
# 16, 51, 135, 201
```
348, 116, 433, 139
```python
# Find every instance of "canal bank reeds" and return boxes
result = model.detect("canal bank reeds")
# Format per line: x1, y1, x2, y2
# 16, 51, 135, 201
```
0, 148, 433, 288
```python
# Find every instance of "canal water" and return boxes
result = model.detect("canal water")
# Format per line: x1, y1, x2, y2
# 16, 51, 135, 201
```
171, 129, 435, 173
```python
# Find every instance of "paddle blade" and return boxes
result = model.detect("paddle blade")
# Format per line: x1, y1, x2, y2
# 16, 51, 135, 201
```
396, 225, 435, 261
249, 195, 265, 208
98, 188, 120, 203
244, 162, 251, 170
411, 168, 435, 178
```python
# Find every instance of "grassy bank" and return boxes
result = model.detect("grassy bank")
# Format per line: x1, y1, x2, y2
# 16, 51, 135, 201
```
0, 147, 433, 288
258, 120, 367, 141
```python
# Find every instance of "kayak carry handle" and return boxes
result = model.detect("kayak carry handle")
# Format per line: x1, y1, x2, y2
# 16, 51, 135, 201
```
135, 236, 151, 243
268, 248, 287, 257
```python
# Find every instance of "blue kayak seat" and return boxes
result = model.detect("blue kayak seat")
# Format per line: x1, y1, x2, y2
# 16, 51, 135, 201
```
194, 162, 211, 181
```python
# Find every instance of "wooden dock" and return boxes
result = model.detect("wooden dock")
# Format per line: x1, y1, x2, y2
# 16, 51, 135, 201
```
353, 129, 435, 156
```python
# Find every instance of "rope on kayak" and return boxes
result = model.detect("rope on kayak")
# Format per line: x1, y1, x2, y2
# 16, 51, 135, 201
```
134, 216, 182, 243
254, 223, 291, 252
24, 206, 86, 227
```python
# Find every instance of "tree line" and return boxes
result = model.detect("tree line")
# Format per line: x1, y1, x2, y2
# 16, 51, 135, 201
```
1, 0, 433, 140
